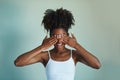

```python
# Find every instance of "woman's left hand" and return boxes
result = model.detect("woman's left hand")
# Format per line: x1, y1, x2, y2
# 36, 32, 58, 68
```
63, 33, 78, 48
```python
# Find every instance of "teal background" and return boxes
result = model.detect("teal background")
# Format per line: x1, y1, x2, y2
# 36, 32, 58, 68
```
0, 0, 120, 80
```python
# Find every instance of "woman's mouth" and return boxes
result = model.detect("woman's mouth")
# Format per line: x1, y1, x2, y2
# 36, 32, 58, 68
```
57, 43, 62, 46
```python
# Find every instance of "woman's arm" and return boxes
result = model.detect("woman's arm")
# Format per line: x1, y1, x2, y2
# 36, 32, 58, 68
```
14, 45, 45, 67
74, 44, 101, 69
63, 34, 101, 69
14, 36, 57, 67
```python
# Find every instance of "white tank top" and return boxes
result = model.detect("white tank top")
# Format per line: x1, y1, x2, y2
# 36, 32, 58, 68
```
46, 50, 75, 80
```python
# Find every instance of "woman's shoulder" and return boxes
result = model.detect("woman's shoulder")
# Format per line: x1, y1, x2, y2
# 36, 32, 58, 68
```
39, 51, 49, 66
41, 51, 49, 58
70, 49, 78, 65
71, 49, 77, 55
71, 49, 81, 58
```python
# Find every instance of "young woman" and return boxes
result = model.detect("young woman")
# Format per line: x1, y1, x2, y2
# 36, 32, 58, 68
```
14, 8, 101, 80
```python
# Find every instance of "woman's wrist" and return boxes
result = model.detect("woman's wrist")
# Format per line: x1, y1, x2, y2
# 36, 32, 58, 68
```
39, 45, 46, 51
73, 43, 80, 49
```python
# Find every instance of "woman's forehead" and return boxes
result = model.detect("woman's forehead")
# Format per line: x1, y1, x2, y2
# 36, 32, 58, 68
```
52, 28, 67, 34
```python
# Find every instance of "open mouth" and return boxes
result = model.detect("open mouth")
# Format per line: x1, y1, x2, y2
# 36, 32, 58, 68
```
57, 43, 62, 46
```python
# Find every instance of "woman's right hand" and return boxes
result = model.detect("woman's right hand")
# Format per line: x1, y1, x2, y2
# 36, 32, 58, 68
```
41, 35, 57, 50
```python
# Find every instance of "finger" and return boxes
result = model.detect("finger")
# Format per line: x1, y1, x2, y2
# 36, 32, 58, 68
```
49, 37, 57, 42
71, 33, 76, 39
63, 37, 69, 43
49, 38, 57, 45
44, 35, 48, 39
52, 39, 57, 45
50, 36, 57, 42
69, 33, 72, 38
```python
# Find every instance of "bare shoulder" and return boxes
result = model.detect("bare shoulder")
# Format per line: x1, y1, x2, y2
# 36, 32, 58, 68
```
40, 51, 49, 60
39, 51, 49, 66
71, 50, 83, 64
71, 50, 77, 57
71, 50, 78, 64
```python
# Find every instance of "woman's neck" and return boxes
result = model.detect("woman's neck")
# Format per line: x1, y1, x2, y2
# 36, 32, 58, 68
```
53, 47, 68, 54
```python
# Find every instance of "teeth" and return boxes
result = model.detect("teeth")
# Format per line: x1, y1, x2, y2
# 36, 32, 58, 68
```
57, 43, 62, 46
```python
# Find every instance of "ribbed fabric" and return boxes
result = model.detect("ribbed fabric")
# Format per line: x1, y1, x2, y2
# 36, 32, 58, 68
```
46, 50, 75, 80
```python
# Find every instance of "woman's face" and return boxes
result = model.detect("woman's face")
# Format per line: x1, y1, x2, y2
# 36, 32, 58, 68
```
51, 28, 68, 49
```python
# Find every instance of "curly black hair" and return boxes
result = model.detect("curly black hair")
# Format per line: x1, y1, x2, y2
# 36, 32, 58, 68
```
42, 8, 75, 36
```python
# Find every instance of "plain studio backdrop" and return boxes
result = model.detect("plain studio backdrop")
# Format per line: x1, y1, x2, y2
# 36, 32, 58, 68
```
0, 0, 120, 80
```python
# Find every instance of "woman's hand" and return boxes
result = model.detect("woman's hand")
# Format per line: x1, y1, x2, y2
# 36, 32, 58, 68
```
63, 33, 78, 48
41, 35, 57, 50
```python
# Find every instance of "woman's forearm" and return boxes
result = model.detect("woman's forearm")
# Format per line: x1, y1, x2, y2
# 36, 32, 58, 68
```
14, 45, 44, 66
74, 43, 101, 69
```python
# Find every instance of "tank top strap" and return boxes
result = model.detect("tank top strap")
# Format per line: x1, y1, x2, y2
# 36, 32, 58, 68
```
70, 49, 73, 58
48, 50, 72, 59
48, 51, 51, 59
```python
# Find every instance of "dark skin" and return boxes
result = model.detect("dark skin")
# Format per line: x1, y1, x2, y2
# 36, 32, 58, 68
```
14, 28, 101, 69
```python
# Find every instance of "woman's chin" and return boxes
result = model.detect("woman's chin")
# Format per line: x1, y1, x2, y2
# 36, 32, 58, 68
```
54, 45, 65, 50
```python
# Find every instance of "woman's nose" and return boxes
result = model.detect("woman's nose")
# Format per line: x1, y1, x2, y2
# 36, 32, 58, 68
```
55, 34, 63, 42
57, 38, 63, 42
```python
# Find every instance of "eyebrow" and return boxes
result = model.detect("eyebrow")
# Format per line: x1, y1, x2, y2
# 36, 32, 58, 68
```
52, 32, 66, 35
